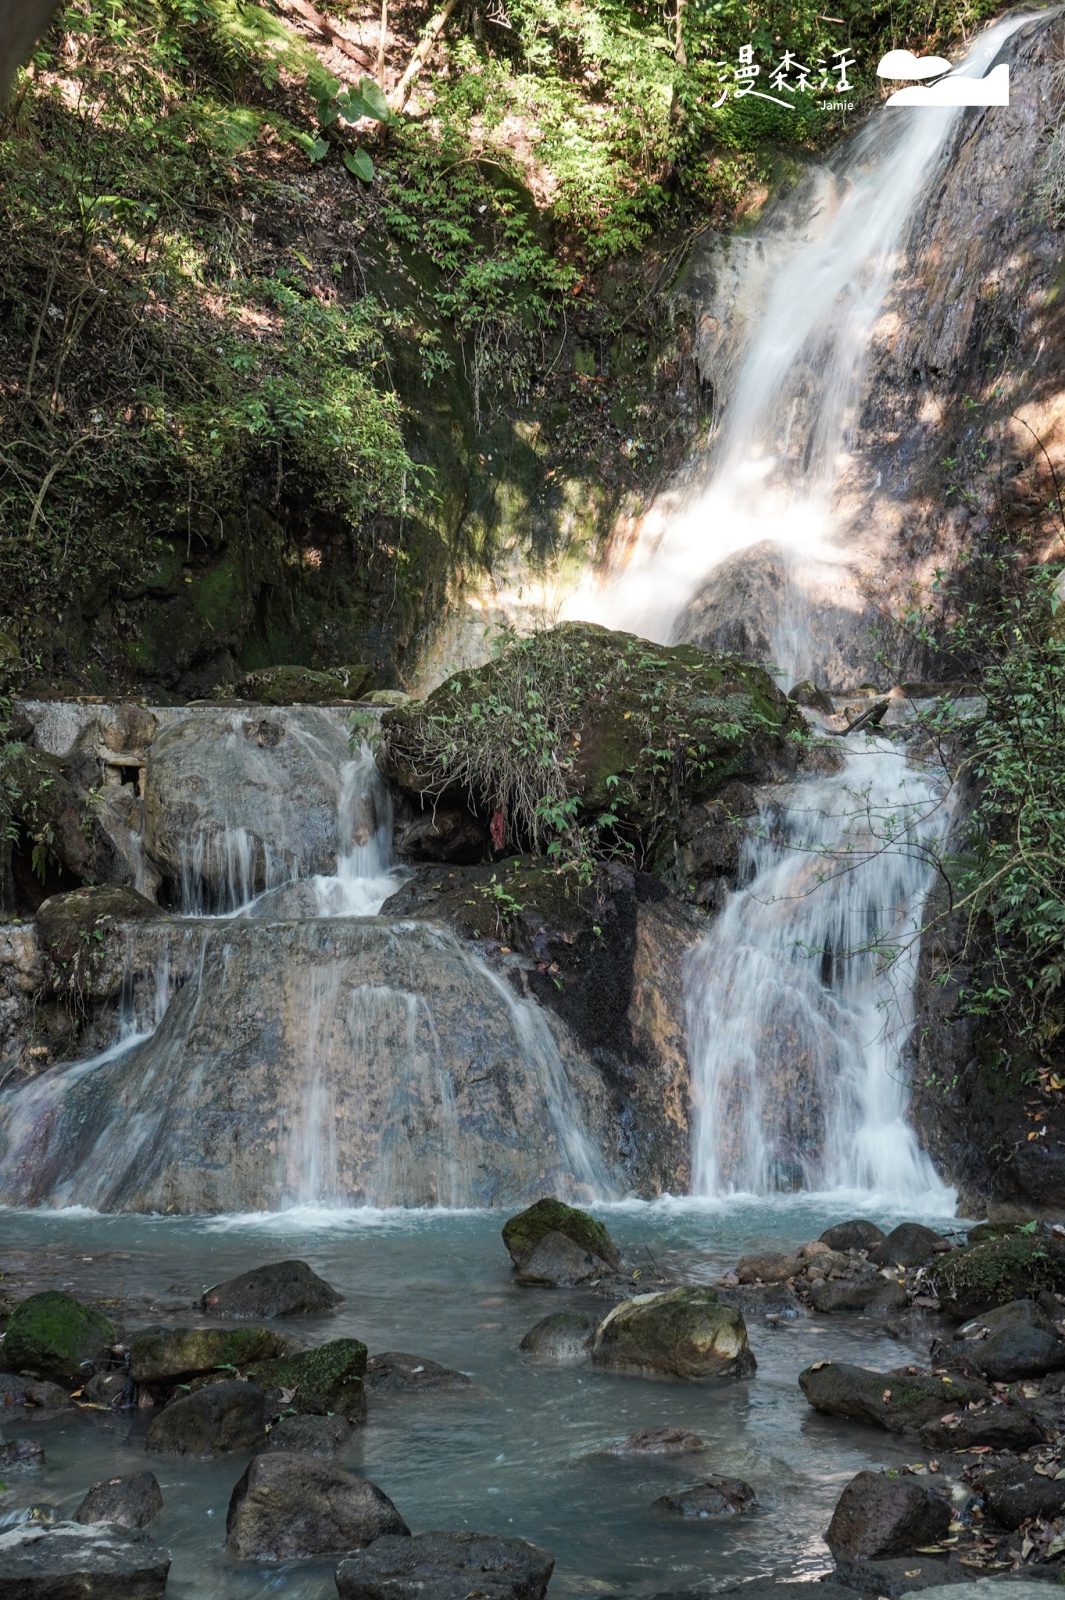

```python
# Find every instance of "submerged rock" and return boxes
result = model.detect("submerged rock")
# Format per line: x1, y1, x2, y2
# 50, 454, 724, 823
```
609, 1427, 706, 1456
3, 1292, 115, 1386
933, 1233, 1065, 1318
716, 1283, 803, 1320
502, 1198, 620, 1271
335, 1531, 554, 1600
74, 1471, 163, 1529
199, 1259, 343, 1319
651, 1477, 755, 1517
592, 1287, 755, 1381
0, 1436, 44, 1471
265, 1413, 355, 1456
225, 1451, 409, 1560
364, 1353, 472, 1393
129, 1324, 297, 1383
245, 1337, 368, 1422
518, 1312, 596, 1362
798, 1362, 987, 1433
145, 1379, 266, 1457
0, 1372, 70, 1414
819, 1220, 886, 1252
825, 1470, 950, 1559
947, 1297, 1065, 1382
516, 1231, 608, 1287
869, 1223, 949, 1269
0, 1520, 171, 1598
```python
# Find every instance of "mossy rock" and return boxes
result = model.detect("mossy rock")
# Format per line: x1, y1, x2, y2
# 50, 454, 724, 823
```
245, 1337, 368, 1422
4, 1291, 115, 1385
932, 1233, 1065, 1318
235, 664, 373, 705
129, 1325, 298, 1384
591, 1286, 755, 1381
502, 1198, 620, 1270
37, 884, 160, 951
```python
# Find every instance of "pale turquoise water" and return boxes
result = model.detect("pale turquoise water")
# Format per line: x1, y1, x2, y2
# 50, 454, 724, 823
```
0, 1196, 963, 1597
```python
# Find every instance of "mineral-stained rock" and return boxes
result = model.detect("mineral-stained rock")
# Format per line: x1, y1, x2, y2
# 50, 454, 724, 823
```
145, 1379, 266, 1457
608, 1427, 707, 1456
3, 1292, 115, 1386
75, 1471, 163, 1529
515, 1231, 608, 1287
651, 1477, 756, 1517
592, 1287, 755, 1381
819, 1220, 886, 1252
265, 1413, 355, 1456
933, 1233, 1065, 1319
245, 1337, 368, 1422
335, 1531, 553, 1600
502, 1198, 620, 1271
947, 1297, 1065, 1382
798, 1362, 987, 1432
825, 1470, 950, 1559
225, 1451, 409, 1560
0, 1520, 171, 1598
199, 1258, 343, 1319
364, 1353, 472, 1393
518, 1312, 596, 1362
129, 1324, 297, 1383
869, 1223, 950, 1269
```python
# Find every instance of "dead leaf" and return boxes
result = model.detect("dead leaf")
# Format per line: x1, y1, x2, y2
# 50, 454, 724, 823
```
810, 1360, 830, 1371
882, 1389, 892, 1401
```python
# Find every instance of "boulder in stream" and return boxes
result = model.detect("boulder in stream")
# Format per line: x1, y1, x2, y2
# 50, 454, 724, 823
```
609, 1427, 707, 1456
0, 1435, 44, 1471
364, 1353, 472, 1393
946, 1296, 1065, 1382
917, 1400, 1046, 1452
199, 1258, 343, 1319
75, 1471, 163, 1529
3, 1291, 115, 1386
502, 1198, 620, 1271
869, 1222, 950, 1269
145, 1378, 266, 1457
516, 1231, 610, 1287
932, 1232, 1065, 1318
808, 1275, 907, 1314
651, 1476, 756, 1517
335, 1531, 554, 1600
245, 1336, 368, 1421
798, 1362, 988, 1432
266, 1413, 355, 1456
129, 1324, 298, 1383
0, 1372, 70, 1415
592, 1287, 755, 1380
980, 1461, 1065, 1529
518, 1312, 596, 1362
825, 1469, 950, 1559
818, 1220, 886, 1252
0, 1520, 171, 1598
735, 1250, 799, 1284
225, 1451, 409, 1559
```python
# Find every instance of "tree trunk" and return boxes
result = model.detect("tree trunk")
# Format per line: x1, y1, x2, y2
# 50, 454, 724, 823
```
0, 0, 62, 108
388, 0, 462, 114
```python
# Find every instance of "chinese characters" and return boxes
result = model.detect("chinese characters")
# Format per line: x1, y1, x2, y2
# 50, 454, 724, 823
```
711, 45, 857, 111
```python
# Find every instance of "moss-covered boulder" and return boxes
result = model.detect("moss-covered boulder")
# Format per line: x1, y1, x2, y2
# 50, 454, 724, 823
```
381, 623, 796, 860
932, 1233, 1065, 1318
129, 1325, 298, 1384
245, 1338, 368, 1422
591, 1286, 755, 1380
235, 664, 373, 705
502, 1197, 620, 1271
799, 1361, 987, 1433
4, 1291, 115, 1385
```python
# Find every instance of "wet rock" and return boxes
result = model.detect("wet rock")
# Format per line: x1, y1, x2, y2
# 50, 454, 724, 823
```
933, 1233, 1065, 1318
870, 1223, 950, 1269
946, 1297, 1065, 1382
0, 1435, 44, 1471
809, 1276, 907, 1314
395, 806, 485, 864
199, 1258, 343, 1319
502, 1198, 620, 1271
129, 1324, 297, 1383
651, 1477, 756, 1517
82, 1371, 133, 1408
145, 1378, 266, 1457
245, 1337, 368, 1422
609, 1427, 706, 1455
979, 1461, 1065, 1530
825, 1469, 951, 1559
0, 1520, 171, 1598
798, 1362, 987, 1433
335, 1531, 553, 1600
716, 1283, 803, 1320
592, 1287, 755, 1381
364, 1353, 472, 1393
735, 1251, 798, 1284
789, 681, 835, 714
4, 1292, 115, 1386
519, 1312, 596, 1362
918, 1400, 1046, 1451
265, 1413, 355, 1456
0, 1372, 71, 1414
74, 1471, 163, 1529
225, 1451, 409, 1560
828, 1558, 1037, 1596
819, 1219, 886, 1252
516, 1231, 609, 1287
235, 664, 373, 705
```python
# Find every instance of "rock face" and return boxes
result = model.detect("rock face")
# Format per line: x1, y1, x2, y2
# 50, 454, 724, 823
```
245, 1338, 368, 1422
798, 1362, 987, 1433
224, 1452, 409, 1560
130, 1324, 296, 1383
335, 1532, 554, 1600
825, 1471, 951, 1559
518, 1312, 597, 1362
948, 1298, 1065, 1381
502, 1197, 620, 1270
199, 1259, 343, 1319
592, 1287, 755, 1380
933, 1234, 1065, 1318
0, 1521, 171, 1599
364, 1353, 472, 1393
4, 1292, 115, 1385
75, 1472, 163, 1529
651, 1477, 756, 1517
145, 1379, 266, 1457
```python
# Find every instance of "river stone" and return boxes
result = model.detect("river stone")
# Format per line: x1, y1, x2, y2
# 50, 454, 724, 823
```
225, 1451, 409, 1560
129, 1324, 297, 1382
651, 1476, 756, 1517
519, 1312, 596, 1361
0, 1372, 70, 1414
199, 1259, 343, 1319
735, 1250, 798, 1284
83, 1370, 133, 1408
245, 1337, 368, 1422
825, 1470, 951, 1559
0, 1520, 171, 1598
981, 1462, 1065, 1529
0, 1436, 44, 1471
516, 1230, 608, 1287
609, 1427, 707, 1456
335, 1531, 554, 1600
870, 1223, 950, 1269
4, 1292, 115, 1385
75, 1471, 163, 1529
716, 1283, 803, 1319
798, 1362, 988, 1432
592, 1287, 755, 1381
364, 1353, 472, 1393
932, 1233, 1065, 1318
808, 1276, 907, 1313
266, 1413, 355, 1456
949, 1297, 1065, 1381
819, 1220, 886, 1252
918, 1400, 1045, 1452
502, 1198, 620, 1270
145, 1378, 266, 1457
